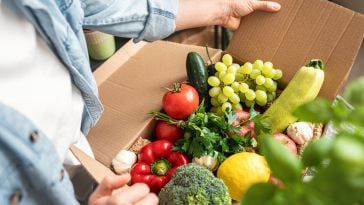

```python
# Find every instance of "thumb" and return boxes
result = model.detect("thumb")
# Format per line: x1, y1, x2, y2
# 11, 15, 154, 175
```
251, 1, 281, 12
93, 174, 131, 197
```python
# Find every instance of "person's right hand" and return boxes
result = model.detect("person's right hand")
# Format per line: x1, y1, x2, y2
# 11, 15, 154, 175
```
89, 174, 158, 205
223, 0, 281, 30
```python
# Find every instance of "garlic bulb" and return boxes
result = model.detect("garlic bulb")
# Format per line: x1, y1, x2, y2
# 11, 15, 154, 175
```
112, 150, 137, 174
287, 122, 314, 145
192, 152, 219, 171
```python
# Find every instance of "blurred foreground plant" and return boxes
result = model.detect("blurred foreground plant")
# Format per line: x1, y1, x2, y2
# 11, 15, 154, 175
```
241, 77, 364, 205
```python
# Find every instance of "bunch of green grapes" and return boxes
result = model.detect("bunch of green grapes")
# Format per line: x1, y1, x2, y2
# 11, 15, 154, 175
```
207, 54, 283, 115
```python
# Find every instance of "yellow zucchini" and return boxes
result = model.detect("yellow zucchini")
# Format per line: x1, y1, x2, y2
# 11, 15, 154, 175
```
263, 59, 325, 133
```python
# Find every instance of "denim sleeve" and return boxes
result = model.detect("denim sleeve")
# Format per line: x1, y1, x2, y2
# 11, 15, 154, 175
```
81, 0, 178, 42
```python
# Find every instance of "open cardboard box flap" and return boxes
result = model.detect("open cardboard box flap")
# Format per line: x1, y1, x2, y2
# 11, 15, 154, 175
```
72, 0, 364, 183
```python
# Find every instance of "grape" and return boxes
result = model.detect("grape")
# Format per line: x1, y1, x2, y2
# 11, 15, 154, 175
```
239, 83, 249, 93
216, 106, 224, 116
227, 64, 239, 74
245, 89, 256, 101
222, 86, 234, 97
211, 97, 220, 106
255, 75, 266, 85
221, 102, 232, 112
232, 103, 243, 111
222, 54, 233, 66
253, 60, 264, 70
263, 61, 273, 70
239, 62, 253, 74
229, 93, 241, 104
239, 92, 246, 101
218, 71, 227, 80
215, 62, 227, 72
264, 78, 274, 89
255, 90, 267, 102
267, 82, 277, 92
245, 100, 255, 107
249, 69, 261, 79
215, 72, 220, 77
207, 76, 220, 87
209, 87, 221, 97
273, 69, 283, 80
217, 93, 228, 104
267, 92, 276, 102
262, 64, 275, 78
222, 73, 235, 85
256, 85, 267, 91
235, 73, 245, 81
256, 98, 268, 106
231, 82, 240, 92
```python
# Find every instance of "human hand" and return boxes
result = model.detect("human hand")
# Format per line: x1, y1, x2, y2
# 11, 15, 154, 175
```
223, 0, 281, 30
89, 174, 158, 205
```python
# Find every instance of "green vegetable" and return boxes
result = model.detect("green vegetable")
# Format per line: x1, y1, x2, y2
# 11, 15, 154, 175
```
186, 52, 209, 102
159, 163, 231, 205
241, 77, 364, 205
262, 59, 325, 133
150, 102, 251, 163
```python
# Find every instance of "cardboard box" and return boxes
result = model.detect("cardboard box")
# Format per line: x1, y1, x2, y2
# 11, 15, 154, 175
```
72, 0, 364, 183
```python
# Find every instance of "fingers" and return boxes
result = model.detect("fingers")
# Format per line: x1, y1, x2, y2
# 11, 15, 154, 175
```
106, 183, 152, 205
134, 193, 159, 205
93, 174, 131, 197
251, 0, 281, 12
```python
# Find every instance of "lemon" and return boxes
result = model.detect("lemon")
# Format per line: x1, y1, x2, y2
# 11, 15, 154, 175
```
217, 152, 270, 201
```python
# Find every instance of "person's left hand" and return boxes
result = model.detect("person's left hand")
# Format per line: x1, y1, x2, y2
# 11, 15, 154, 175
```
223, 0, 281, 30
89, 174, 158, 205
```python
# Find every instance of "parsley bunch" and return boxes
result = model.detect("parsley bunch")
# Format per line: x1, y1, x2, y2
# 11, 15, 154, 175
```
150, 102, 269, 163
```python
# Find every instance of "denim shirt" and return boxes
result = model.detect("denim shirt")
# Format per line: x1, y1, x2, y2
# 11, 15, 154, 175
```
0, 0, 177, 204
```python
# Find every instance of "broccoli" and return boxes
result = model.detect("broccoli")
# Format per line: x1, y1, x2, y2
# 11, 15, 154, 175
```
159, 163, 232, 205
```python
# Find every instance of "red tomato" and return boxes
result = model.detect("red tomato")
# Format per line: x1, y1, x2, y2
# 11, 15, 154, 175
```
155, 121, 183, 143
162, 84, 199, 120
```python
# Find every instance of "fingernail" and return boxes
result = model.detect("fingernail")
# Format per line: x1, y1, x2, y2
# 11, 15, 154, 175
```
271, 2, 281, 10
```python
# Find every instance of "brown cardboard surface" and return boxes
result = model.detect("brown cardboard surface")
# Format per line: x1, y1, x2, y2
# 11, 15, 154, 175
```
87, 41, 220, 167
227, 0, 364, 99
70, 145, 114, 183
75, 0, 364, 182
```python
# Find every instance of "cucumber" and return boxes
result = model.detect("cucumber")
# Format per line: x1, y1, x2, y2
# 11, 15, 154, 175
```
186, 52, 209, 102
262, 59, 325, 133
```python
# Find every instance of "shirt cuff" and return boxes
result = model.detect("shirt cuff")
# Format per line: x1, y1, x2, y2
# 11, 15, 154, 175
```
134, 0, 178, 42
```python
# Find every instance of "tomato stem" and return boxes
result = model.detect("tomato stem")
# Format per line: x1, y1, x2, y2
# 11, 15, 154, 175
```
149, 111, 185, 127
162, 83, 182, 93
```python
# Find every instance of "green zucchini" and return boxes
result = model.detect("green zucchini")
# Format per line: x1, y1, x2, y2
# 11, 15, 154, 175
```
186, 52, 209, 102
262, 59, 325, 133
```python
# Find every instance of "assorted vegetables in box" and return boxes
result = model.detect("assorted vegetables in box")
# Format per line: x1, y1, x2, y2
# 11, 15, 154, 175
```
111, 51, 329, 204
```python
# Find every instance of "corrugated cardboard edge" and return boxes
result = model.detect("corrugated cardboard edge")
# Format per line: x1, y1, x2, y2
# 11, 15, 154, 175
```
71, 40, 148, 183
93, 40, 147, 86
70, 145, 114, 183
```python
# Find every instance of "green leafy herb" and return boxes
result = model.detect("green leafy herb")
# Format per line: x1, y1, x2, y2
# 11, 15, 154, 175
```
150, 103, 267, 163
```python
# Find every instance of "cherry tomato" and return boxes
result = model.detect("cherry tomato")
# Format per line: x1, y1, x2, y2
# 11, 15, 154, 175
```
155, 121, 183, 143
162, 84, 199, 120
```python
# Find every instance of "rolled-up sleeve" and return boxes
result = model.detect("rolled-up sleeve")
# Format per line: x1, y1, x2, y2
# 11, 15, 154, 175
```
81, 0, 178, 42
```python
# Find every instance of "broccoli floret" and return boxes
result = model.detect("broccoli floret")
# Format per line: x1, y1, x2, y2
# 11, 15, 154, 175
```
159, 163, 232, 205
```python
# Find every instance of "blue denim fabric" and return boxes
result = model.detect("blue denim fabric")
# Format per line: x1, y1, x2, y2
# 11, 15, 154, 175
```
0, 0, 177, 204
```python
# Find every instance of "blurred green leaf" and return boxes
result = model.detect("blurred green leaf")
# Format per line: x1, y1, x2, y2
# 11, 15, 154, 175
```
261, 135, 303, 184
240, 183, 277, 205
343, 77, 364, 108
293, 98, 333, 123
302, 137, 333, 167
347, 107, 364, 127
